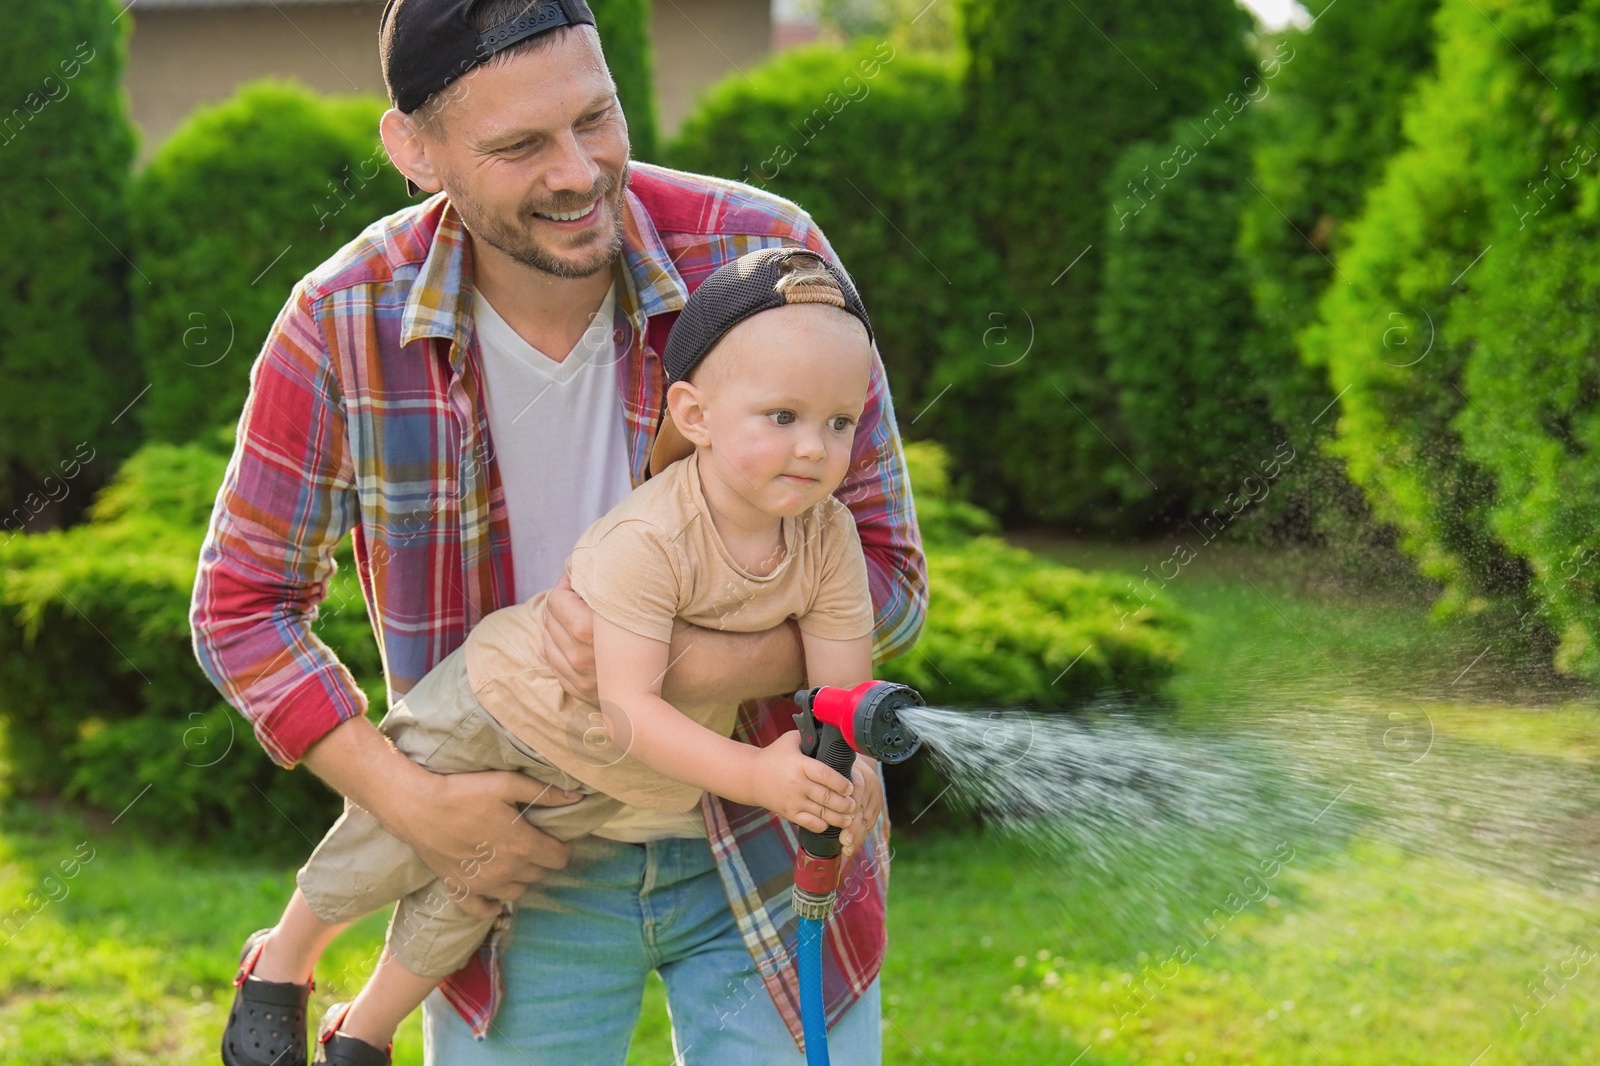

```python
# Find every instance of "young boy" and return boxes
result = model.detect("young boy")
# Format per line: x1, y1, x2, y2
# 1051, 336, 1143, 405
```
221, 246, 884, 1066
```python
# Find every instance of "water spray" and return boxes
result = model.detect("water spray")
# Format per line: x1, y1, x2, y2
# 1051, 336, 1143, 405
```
789, 681, 925, 1064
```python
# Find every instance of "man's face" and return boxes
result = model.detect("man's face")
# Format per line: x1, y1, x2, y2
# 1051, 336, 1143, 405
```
420, 27, 630, 279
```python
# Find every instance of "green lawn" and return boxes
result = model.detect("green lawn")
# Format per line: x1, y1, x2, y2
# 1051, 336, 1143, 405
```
3, 538, 1598, 1064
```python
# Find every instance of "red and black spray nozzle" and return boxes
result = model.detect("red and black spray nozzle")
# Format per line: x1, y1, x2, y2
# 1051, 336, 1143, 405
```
790, 681, 925, 920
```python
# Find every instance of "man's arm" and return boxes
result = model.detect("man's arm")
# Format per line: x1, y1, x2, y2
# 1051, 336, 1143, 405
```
190, 280, 366, 768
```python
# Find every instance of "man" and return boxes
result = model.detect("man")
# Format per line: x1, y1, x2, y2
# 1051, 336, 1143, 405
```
190, 0, 926, 1062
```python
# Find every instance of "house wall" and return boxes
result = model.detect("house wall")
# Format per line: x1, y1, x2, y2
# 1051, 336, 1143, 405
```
126, 4, 386, 158
123, 0, 772, 161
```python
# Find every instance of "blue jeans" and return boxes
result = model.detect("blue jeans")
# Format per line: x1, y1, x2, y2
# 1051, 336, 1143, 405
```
420, 834, 883, 1065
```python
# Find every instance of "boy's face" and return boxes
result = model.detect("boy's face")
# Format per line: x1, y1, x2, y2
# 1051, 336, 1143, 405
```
679, 304, 872, 519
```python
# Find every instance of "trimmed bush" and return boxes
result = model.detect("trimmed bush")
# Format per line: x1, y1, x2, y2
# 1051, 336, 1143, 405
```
884, 442, 1187, 708
1231, 2, 1439, 546
591, 0, 660, 161
953, 0, 1257, 526
668, 41, 998, 413
130, 82, 413, 447
1453, 213, 1600, 677
1298, 0, 1598, 658
0, 0, 138, 530
1097, 116, 1275, 518
1237, 1, 1439, 432
0, 435, 381, 854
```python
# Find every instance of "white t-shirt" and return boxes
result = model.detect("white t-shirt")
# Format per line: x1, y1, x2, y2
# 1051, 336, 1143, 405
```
471, 281, 634, 604
471, 280, 704, 841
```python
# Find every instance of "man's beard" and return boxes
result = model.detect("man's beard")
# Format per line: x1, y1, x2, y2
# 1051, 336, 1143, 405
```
453, 160, 630, 279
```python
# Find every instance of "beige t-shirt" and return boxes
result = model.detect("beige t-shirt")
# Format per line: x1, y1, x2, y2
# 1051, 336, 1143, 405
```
463, 447, 876, 815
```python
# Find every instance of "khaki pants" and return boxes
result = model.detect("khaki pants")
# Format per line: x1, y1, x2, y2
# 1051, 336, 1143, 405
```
295, 645, 625, 978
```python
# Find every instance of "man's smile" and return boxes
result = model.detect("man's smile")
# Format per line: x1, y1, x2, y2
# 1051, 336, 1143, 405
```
531, 198, 603, 226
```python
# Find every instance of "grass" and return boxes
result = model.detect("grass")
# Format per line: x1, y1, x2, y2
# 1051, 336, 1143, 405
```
3, 538, 1599, 1063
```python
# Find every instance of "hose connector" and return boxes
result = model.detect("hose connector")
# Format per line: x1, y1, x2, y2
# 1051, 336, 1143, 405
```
792, 849, 841, 920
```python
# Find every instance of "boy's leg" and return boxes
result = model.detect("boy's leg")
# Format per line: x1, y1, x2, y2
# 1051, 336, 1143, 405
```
336, 946, 448, 1048
255, 644, 572, 1004
249, 888, 353, 984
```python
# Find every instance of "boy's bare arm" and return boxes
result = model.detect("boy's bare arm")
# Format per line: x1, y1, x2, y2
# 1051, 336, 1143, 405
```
797, 630, 873, 690
591, 614, 855, 831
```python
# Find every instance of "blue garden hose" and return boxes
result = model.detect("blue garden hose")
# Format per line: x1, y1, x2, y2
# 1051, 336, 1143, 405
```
787, 682, 925, 1066
797, 915, 830, 1065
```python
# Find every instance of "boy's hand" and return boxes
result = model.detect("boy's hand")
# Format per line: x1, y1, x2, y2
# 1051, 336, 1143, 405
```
840, 755, 883, 862
749, 730, 857, 833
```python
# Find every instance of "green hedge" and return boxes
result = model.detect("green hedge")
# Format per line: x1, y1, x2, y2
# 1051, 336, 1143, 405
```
886, 442, 1186, 706
668, 41, 997, 413
129, 82, 413, 447
880, 441, 1187, 819
0, 436, 382, 852
1452, 212, 1600, 676
590, 0, 659, 161
1236, 1, 1439, 432
1233, 1, 1439, 546
1296, 0, 1587, 655
0, 437, 1184, 843
0, 0, 138, 527
954, 0, 1257, 526
1097, 116, 1275, 518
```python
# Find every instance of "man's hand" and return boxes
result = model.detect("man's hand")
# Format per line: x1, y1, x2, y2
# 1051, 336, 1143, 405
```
543, 572, 599, 703
745, 730, 857, 833
300, 715, 586, 921
390, 766, 585, 919
840, 755, 884, 861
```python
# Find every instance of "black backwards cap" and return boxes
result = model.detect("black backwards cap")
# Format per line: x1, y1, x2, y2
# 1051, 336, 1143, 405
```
380, 0, 598, 114
647, 247, 876, 475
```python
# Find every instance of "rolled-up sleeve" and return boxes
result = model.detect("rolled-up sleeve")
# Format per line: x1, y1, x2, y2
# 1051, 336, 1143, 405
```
798, 220, 929, 667
190, 280, 365, 768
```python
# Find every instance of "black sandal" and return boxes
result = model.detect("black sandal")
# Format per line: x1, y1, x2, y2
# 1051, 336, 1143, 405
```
312, 1002, 393, 1066
221, 927, 313, 1066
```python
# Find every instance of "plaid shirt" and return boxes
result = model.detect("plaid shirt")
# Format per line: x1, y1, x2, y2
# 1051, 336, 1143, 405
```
190, 161, 928, 1046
